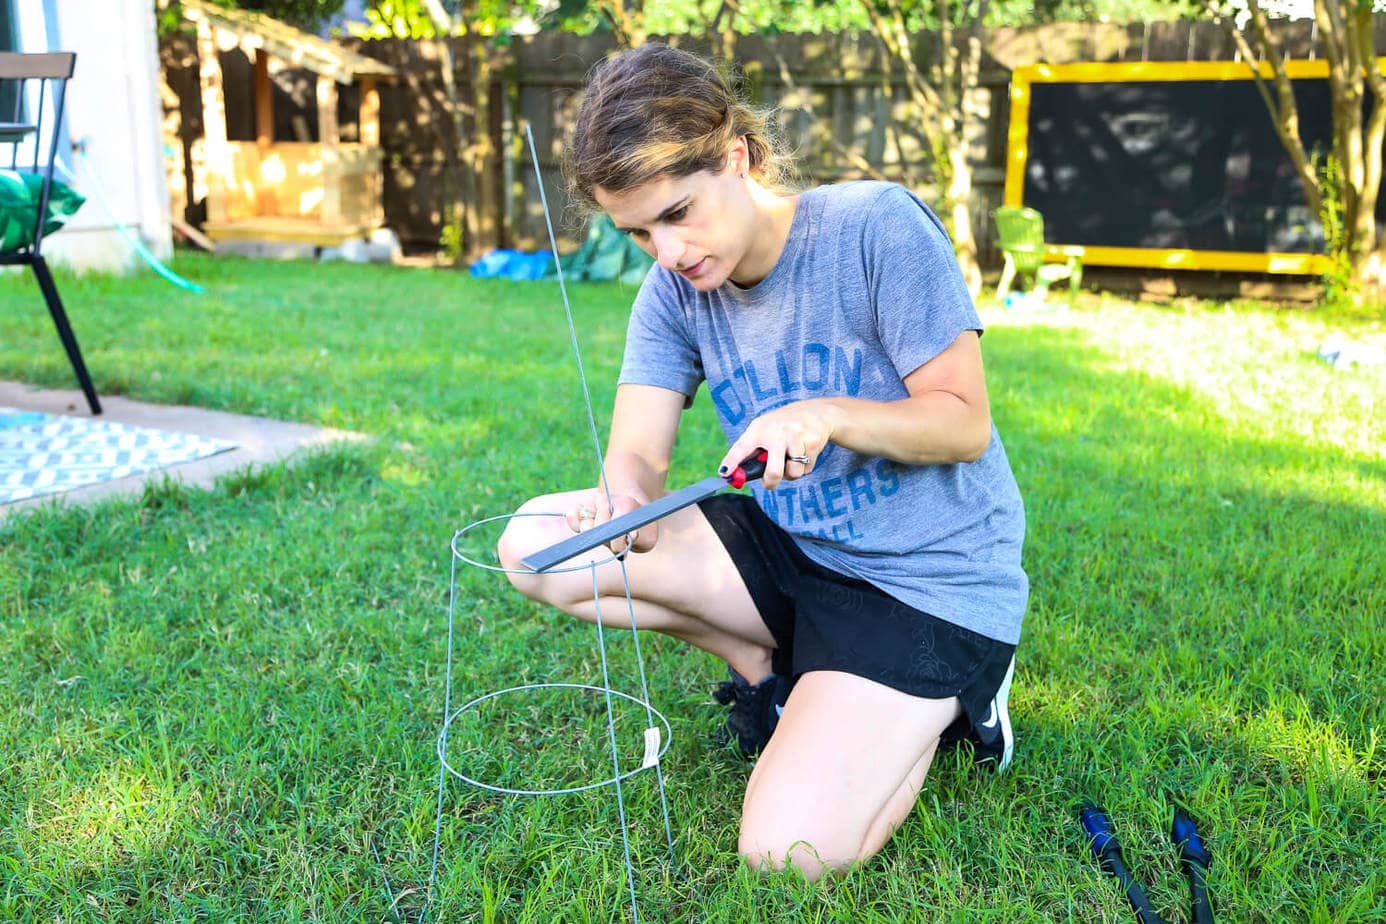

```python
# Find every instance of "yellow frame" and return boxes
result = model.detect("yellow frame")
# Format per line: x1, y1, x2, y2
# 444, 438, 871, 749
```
1002, 60, 1357, 275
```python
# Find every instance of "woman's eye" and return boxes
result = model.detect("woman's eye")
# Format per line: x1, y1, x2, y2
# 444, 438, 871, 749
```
667, 206, 689, 222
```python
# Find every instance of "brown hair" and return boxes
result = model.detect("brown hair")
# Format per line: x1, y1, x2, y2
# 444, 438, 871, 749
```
563, 43, 793, 213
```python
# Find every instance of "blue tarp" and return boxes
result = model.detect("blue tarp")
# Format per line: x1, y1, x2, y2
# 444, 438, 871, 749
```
469, 214, 654, 284
468, 248, 554, 280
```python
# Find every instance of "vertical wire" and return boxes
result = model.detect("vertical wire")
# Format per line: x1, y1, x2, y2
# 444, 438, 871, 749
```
369, 838, 401, 923
591, 567, 641, 923
615, 566, 678, 869
418, 536, 462, 924
402, 126, 679, 924
526, 121, 678, 899
524, 125, 613, 515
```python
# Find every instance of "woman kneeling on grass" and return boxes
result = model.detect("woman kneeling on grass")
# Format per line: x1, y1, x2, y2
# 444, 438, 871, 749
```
498, 43, 1028, 880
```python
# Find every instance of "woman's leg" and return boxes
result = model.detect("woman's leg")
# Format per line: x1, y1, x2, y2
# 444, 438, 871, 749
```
497, 489, 776, 682
738, 670, 963, 880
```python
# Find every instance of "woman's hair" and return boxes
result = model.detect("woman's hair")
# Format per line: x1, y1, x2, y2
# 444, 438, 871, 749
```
563, 43, 793, 213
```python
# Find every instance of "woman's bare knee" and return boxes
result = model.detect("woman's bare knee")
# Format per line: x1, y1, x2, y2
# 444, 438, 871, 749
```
734, 675, 960, 881
737, 823, 858, 882
495, 497, 578, 606
737, 794, 916, 879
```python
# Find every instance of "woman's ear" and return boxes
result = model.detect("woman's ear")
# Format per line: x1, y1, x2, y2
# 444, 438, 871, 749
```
728, 135, 750, 178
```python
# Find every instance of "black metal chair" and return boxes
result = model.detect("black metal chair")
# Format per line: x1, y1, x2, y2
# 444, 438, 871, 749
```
0, 51, 100, 414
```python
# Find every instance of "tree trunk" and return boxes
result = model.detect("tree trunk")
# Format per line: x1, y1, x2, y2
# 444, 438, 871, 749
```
1220, 0, 1386, 292
439, 36, 480, 258
944, 0, 988, 296
596, 0, 646, 48
420, 0, 510, 260
461, 34, 501, 260
416, 1, 477, 261
859, 0, 984, 296
1337, 1, 1386, 282
1356, 86, 1386, 289
946, 141, 981, 295
708, 0, 741, 63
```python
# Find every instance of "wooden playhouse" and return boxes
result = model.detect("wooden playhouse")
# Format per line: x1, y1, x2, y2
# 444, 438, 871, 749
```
181, 0, 396, 248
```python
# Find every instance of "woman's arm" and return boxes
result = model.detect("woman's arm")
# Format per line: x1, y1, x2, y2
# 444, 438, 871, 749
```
601, 383, 686, 500
568, 382, 687, 552
718, 330, 992, 488
822, 329, 992, 464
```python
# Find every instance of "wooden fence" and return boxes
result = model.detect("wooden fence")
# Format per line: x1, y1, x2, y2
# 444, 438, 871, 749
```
162, 18, 1386, 268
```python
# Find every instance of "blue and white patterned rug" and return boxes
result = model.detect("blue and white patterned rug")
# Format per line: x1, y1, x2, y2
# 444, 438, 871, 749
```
0, 408, 238, 504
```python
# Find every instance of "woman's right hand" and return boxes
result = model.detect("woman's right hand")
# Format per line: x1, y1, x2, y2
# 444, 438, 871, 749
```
563, 489, 659, 556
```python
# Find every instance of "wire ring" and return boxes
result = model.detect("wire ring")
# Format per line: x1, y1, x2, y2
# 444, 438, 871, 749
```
450, 511, 628, 575
437, 682, 674, 796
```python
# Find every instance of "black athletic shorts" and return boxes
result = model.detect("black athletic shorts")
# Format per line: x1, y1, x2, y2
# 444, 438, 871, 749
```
699, 492, 1016, 729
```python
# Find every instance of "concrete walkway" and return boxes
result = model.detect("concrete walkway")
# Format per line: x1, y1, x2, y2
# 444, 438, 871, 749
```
1, 381, 363, 521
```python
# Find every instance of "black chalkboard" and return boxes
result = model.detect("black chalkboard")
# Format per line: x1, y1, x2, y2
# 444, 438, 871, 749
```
1019, 74, 1382, 257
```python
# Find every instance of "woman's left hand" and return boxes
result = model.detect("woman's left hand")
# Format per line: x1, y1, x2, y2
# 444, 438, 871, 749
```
719, 399, 840, 490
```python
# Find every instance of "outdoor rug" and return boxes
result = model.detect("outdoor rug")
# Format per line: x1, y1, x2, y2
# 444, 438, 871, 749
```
0, 407, 237, 504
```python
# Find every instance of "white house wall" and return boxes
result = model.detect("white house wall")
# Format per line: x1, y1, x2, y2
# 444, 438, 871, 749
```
13, 0, 172, 272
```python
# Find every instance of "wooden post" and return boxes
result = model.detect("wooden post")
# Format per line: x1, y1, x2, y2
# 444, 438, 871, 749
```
195, 18, 228, 224
254, 49, 279, 216
316, 74, 339, 147
254, 49, 273, 149
317, 75, 341, 227
359, 77, 380, 147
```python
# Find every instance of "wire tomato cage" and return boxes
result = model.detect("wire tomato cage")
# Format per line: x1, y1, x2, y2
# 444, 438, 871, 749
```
374, 129, 679, 924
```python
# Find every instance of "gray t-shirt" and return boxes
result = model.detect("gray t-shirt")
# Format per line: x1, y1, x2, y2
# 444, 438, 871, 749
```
619, 181, 1028, 644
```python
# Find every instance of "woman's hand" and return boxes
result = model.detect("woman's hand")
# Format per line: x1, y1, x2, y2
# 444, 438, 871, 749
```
719, 399, 841, 490
563, 489, 659, 556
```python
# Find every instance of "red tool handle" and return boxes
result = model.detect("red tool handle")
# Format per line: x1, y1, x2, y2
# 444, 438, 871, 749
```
727, 450, 769, 489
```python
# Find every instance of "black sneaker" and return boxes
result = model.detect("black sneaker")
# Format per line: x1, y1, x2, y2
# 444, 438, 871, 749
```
973, 654, 1016, 771
940, 653, 1015, 771
712, 668, 793, 759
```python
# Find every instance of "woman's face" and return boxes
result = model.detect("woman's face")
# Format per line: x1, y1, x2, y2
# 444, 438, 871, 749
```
594, 147, 752, 291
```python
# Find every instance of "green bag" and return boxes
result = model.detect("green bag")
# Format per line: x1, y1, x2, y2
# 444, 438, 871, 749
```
0, 169, 85, 253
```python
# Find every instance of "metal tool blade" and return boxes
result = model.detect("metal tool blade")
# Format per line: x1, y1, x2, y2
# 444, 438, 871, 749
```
520, 475, 730, 573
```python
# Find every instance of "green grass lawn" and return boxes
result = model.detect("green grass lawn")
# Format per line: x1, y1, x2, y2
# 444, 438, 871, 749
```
1, 254, 1382, 922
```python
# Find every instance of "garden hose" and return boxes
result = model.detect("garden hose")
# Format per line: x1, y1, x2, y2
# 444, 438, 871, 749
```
58, 140, 205, 293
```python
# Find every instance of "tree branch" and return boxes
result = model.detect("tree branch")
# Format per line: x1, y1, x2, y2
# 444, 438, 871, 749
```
1240, 0, 1323, 215
861, 0, 944, 123
1351, 3, 1386, 103
766, 43, 888, 182
1222, 16, 1282, 123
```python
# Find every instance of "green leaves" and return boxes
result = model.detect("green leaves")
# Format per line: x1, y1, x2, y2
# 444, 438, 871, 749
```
202, 0, 350, 31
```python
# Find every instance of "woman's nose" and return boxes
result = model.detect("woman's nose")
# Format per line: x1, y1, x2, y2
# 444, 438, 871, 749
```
650, 227, 685, 270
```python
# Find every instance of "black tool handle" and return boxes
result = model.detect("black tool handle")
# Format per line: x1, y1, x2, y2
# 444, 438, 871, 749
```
1080, 805, 1171, 924
1100, 847, 1170, 924
1183, 859, 1213, 924
1172, 807, 1214, 924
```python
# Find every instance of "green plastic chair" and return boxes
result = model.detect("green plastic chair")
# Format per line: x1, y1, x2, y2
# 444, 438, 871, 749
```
993, 206, 1083, 308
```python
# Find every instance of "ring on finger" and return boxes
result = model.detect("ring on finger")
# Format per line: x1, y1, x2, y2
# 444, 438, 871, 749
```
578, 506, 596, 520
787, 454, 811, 465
